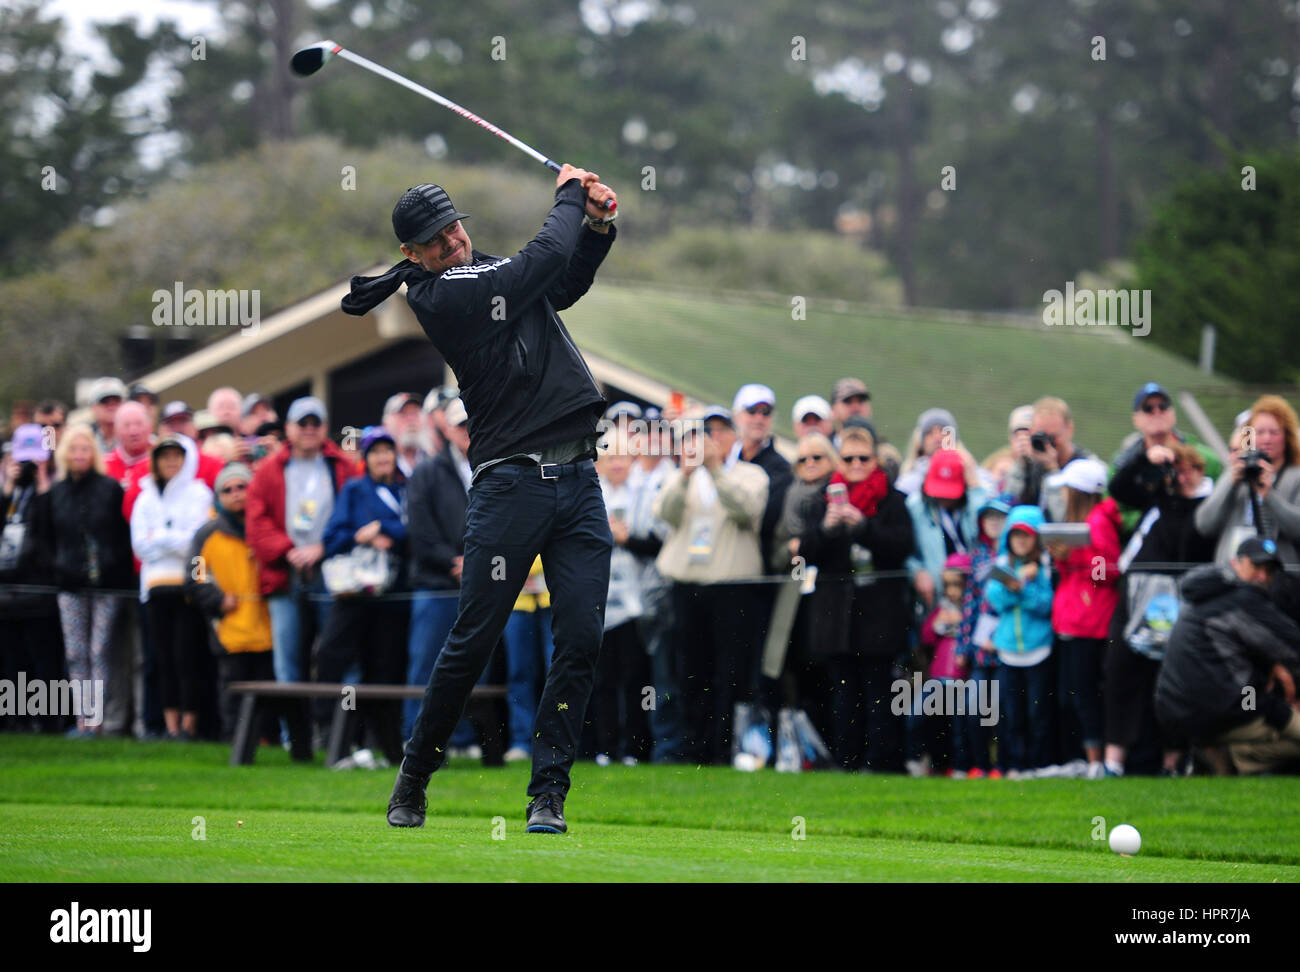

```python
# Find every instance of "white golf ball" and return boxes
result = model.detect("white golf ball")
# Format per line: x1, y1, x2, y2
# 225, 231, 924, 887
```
732, 752, 761, 772
1109, 823, 1141, 855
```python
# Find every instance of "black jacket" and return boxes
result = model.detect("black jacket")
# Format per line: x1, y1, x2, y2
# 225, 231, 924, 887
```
344, 180, 613, 469
1155, 565, 1300, 740
0, 484, 58, 617
797, 486, 915, 659
30, 472, 133, 592
743, 439, 794, 572
407, 448, 469, 591
1109, 436, 1183, 513
1126, 492, 1216, 568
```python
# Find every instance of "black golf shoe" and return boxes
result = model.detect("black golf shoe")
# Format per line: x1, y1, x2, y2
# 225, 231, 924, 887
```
525, 792, 566, 834
387, 759, 430, 828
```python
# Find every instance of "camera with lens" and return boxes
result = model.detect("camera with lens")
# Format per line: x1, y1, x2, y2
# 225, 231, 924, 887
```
1240, 449, 1268, 482
1031, 431, 1055, 453
1156, 459, 1178, 492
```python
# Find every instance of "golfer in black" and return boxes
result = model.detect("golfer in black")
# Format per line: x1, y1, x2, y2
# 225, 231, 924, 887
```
343, 165, 618, 833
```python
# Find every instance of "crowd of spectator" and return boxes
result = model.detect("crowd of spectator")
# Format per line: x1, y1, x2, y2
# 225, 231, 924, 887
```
3, 374, 1300, 778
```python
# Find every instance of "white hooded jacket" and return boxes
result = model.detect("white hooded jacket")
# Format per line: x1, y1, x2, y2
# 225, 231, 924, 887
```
130, 436, 214, 601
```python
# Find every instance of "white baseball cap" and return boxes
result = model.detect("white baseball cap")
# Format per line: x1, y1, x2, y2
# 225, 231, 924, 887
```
88, 376, 128, 404
732, 383, 776, 413
1056, 457, 1109, 495
792, 395, 831, 424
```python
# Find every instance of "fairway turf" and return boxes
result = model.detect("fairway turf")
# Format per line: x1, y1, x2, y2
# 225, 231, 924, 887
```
2, 736, 1297, 882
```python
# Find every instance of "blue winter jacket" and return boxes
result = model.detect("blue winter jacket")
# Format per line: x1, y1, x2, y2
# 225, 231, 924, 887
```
905, 485, 989, 588
323, 476, 408, 560
983, 505, 1054, 656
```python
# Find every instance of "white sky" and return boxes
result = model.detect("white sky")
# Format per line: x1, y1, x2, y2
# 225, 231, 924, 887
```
42, 0, 234, 169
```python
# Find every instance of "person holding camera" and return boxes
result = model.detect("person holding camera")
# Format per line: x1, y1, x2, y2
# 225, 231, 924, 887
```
653, 406, 768, 765
1004, 397, 1096, 522
798, 424, 914, 771
1195, 395, 1300, 569
1, 426, 62, 733
1103, 441, 1215, 777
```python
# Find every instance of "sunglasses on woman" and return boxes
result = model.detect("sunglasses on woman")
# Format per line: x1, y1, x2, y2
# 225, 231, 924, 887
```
796, 454, 826, 465
841, 454, 874, 464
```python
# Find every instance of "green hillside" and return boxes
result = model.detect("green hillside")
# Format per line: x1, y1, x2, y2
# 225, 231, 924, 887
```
565, 282, 1249, 460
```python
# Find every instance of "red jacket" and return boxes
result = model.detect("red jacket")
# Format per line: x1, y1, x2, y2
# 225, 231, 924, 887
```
105, 448, 149, 492
1051, 497, 1122, 639
245, 440, 354, 595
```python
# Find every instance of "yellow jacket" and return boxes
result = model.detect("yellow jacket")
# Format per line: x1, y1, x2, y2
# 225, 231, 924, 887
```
184, 510, 272, 653
513, 555, 551, 612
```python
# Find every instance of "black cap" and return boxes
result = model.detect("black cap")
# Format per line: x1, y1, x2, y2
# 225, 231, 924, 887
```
392, 184, 469, 245
1236, 536, 1281, 567
151, 435, 187, 458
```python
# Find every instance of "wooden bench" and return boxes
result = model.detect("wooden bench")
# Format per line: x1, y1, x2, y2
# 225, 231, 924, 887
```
225, 681, 507, 768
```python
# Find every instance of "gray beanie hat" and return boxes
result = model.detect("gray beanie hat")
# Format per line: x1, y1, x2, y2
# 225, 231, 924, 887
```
214, 462, 253, 495
918, 408, 957, 439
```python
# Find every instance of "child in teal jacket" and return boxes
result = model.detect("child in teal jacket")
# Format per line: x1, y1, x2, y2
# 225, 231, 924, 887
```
983, 505, 1054, 774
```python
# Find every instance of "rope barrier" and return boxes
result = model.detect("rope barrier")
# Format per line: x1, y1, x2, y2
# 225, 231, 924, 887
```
1, 560, 1294, 604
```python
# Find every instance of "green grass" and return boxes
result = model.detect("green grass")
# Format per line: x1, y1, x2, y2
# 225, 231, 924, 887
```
1, 736, 1297, 882
565, 282, 1250, 459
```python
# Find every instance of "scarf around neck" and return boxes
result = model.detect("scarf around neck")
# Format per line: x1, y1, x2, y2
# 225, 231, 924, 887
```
829, 468, 889, 517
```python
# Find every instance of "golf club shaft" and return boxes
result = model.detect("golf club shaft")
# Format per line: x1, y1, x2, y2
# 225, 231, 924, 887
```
328, 44, 614, 209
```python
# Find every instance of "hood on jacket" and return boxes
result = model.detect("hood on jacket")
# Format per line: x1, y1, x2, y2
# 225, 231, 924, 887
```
998, 504, 1046, 557
1178, 563, 1238, 604
146, 433, 199, 497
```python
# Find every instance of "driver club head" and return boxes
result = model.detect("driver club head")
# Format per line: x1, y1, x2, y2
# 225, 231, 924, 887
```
290, 41, 338, 77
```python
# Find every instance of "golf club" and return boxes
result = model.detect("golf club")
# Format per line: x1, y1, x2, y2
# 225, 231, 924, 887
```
291, 40, 615, 211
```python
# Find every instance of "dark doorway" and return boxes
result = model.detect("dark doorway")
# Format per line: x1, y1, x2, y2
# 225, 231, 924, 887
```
328, 339, 445, 431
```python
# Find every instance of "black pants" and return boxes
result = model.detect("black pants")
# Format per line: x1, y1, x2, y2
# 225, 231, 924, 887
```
314, 596, 410, 763
405, 460, 612, 798
218, 650, 309, 751
585, 620, 652, 761
1057, 635, 1105, 754
148, 586, 207, 714
0, 611, 65, 732
671, 581, 762, 765
824, 653, 901, 771
1104, 584, 1180, 764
